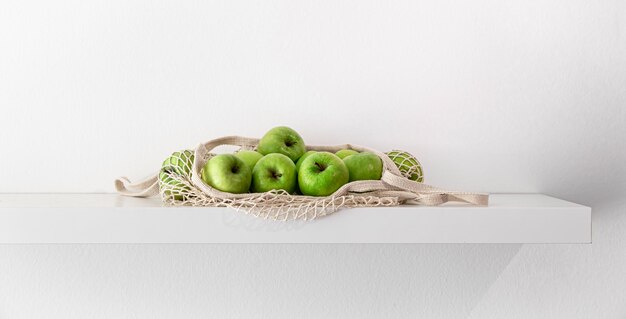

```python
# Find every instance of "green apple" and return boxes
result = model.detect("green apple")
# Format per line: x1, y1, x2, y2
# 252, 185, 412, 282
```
159, 150, 194, 200
235, 150, 263, 171
295, 150, 316, 171
161, 150, 194, 176
335, 149, 358, 159
251, 153, 297, 193
342, 152, 383, 182
386, 150, 424, 182
257, 126, 306, 162
201, 154, 251, 194
298, 152, 349, 196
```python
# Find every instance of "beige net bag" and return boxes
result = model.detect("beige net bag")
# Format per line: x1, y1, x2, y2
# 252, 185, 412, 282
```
115, 136, 488, 221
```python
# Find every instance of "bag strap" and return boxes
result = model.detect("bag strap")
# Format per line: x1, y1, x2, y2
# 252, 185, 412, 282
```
381, 171, 489, 206
114, 174, 159, 197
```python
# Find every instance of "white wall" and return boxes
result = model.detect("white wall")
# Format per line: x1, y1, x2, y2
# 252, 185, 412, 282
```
1, 0, 625, 318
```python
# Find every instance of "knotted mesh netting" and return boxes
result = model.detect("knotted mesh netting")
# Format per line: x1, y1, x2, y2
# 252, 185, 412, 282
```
385, 150, 424, 183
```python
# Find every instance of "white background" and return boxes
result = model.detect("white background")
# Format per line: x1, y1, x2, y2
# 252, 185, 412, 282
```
1, 0, 625, 318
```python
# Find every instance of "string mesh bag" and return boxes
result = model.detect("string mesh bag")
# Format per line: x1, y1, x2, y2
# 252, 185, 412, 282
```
115, 136, 488, 221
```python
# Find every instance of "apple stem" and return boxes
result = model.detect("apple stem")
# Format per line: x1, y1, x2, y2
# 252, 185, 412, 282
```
315, 162, 326, 171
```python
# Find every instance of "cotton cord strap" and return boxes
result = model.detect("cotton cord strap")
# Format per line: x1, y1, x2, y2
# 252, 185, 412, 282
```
115, 174, 159, 197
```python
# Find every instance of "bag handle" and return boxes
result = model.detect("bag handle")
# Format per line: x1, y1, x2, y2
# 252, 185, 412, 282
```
114, 174, 159, 197
381, 171, 489, 206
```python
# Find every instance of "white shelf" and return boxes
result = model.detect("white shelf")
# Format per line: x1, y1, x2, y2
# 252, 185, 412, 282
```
0, 193, 590, 244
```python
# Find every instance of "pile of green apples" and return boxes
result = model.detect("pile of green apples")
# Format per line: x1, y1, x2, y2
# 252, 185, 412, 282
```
201, 126, 387, 196
160, 126, 423, 199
